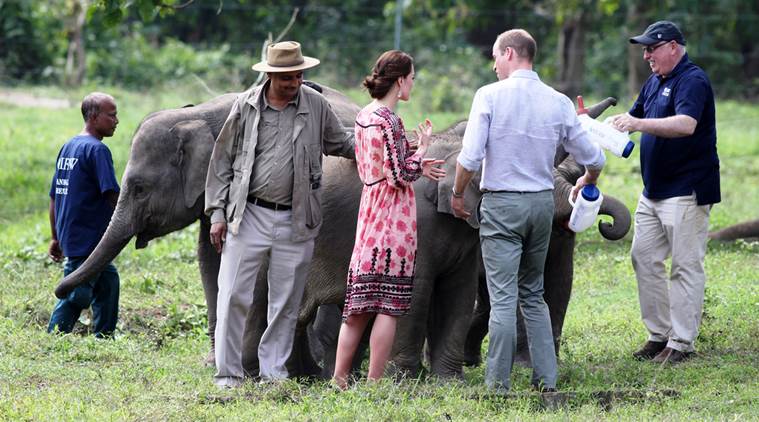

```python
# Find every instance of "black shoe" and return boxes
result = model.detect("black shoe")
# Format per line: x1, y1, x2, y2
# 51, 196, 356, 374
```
632, 340, 668, 360
652, 347, 694, 364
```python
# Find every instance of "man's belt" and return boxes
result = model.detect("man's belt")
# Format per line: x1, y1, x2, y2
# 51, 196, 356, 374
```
247, 195, 292, 211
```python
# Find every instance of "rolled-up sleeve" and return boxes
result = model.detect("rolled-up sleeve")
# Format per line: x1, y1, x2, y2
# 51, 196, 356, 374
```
563, 109, 606, 171
457, 89, 490, 172
205, 98, 241, 224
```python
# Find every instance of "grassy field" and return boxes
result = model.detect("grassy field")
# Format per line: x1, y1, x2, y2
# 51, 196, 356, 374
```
0, 83, 757, 420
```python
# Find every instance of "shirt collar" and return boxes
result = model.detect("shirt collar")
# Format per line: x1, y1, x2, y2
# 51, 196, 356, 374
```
659, 53, 690, 81
508, 69, 540, 81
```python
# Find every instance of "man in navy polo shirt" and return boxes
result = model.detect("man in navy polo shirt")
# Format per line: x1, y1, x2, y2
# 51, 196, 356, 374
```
608, 21, 720, 364
48, 92, 121, 337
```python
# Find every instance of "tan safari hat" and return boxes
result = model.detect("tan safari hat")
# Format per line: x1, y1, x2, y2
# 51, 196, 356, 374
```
251, 41, 320, 73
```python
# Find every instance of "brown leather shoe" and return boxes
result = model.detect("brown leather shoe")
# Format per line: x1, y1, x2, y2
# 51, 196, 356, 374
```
652, 347, 694, 364
632, 340, 668, 360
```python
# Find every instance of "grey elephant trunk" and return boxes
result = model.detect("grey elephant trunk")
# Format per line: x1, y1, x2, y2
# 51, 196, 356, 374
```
585, 97, 617, 119
708, 218, 759, 241
54, 204, 134, 299
598, 195, 631, 240
552, 158, 631, 241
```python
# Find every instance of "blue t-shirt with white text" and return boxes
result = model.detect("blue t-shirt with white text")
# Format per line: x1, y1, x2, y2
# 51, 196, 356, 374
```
49, 135, 120, 257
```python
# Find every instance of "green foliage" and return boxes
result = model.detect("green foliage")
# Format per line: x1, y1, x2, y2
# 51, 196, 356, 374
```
85, 27, 251, 89
412, 46, 492, 114
0, 1, 67, 83
583, 13, 629, 99
4, 1, 758, 99
89, 0, 185, 24
162, 302, 207, 338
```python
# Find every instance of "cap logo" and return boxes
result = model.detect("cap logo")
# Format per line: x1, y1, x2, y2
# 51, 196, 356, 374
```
657, 34, 662, 38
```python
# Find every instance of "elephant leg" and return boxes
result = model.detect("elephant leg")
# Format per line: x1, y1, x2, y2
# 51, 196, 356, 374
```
198, 217, 222, 365
542, 229, 575, 358
428, 259, 478, 378
307, 304, 341, 378
241, 262, 270, 377
285, 299, 328, 378
464, 269, 490, 367
287, 320, 322, 378
390, 271, 434, 378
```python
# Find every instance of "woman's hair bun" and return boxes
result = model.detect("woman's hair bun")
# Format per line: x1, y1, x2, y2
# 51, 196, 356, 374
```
364, 50, 413, 99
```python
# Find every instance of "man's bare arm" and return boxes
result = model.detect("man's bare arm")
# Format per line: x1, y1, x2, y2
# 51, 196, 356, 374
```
609, 113, 697, 138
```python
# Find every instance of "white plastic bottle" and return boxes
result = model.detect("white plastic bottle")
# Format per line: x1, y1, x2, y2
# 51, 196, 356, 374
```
577, 114, 635, 158
568, 184, 603, 233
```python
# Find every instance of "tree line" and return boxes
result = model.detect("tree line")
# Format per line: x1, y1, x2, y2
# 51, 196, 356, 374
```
1, 0, 757, 104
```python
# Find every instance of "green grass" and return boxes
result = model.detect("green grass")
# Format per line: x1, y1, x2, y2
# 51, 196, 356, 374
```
0, 84, 757, 420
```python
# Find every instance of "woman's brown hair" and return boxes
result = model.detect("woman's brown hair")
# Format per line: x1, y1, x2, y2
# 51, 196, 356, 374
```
363, 50, 414, 99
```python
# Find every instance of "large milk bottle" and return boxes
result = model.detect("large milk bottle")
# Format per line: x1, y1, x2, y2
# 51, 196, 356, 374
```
568, 184, 603, 233
578, 114, 635, 158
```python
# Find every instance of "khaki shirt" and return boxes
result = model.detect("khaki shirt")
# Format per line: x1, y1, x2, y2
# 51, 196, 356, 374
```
205, 84, 355, 241
249, 86, 298, 205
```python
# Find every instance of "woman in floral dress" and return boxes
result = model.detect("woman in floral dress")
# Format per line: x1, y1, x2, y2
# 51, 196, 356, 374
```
332, 50, 446, 389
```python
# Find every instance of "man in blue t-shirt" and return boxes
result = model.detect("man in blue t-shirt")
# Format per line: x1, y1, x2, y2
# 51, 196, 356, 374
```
608, 21, 720, 364
48, 92, 121, 337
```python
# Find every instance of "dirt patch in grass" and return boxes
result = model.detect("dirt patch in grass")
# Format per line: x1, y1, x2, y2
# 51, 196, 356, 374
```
0, 90, 72, 109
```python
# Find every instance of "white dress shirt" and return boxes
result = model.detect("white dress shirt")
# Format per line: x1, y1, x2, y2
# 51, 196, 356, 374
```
458, 69, 605, 192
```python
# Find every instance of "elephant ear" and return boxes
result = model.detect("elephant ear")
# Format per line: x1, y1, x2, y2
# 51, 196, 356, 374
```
169, 120, 215, 209
426, 148, 482, 229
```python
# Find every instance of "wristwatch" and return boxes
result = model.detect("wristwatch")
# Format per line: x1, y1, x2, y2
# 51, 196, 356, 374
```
452, 187, 464, 198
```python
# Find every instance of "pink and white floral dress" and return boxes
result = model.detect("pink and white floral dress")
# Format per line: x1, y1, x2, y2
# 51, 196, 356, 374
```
342, 104, 423, 319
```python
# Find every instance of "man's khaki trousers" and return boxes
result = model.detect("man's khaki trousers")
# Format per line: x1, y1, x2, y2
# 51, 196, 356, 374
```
214, 202, 314, 387
631, 193, 711, 353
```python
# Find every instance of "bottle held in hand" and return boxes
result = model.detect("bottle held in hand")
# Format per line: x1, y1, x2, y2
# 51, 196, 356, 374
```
578, 114, 635, 158
568, 184, 603, 233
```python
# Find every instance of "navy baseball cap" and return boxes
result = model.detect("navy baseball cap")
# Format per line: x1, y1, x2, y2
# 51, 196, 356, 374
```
629, 20, 686, 46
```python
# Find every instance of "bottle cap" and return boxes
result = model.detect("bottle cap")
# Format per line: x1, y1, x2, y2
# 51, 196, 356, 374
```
622, 141, 635, 158
581, 184, 600, 201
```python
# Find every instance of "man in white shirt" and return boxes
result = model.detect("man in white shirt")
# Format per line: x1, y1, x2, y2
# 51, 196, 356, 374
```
451, 29, 605, 392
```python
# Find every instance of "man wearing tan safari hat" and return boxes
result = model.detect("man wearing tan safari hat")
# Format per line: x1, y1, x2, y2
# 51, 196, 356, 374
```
205, 41, 355, 387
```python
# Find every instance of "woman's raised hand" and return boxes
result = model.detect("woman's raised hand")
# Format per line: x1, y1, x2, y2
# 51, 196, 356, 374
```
421, 158, 446, 181
413, 119, 434, 151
